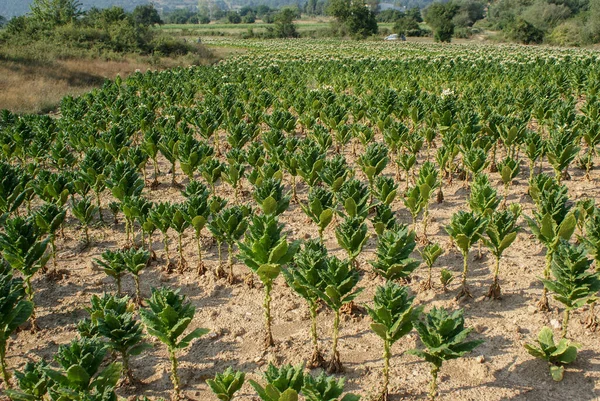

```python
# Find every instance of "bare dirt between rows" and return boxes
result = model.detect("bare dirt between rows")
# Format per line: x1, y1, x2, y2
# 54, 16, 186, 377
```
5, 139, 600, 401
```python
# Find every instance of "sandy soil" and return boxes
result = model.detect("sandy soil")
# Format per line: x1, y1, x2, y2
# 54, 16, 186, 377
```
4, 135, 600, 401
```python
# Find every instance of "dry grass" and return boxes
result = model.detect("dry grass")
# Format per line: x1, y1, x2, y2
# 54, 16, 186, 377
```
0, 53, 216, 115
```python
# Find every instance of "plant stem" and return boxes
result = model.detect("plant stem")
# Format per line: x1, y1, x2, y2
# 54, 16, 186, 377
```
163, 233, 170, 262
562, 309, 570, 339
51, 235, 57, 268
383, 338, 390, 399
0, 342, 10, 389
228, 242, 234, 283
461, 252, 469, 292
96, 191, 104, 223
116, 275, 122, 296
429, 363, 439, 400
122, 351, 133, 383
310, 301, 319, 356
168, 348, 181, 400
134, 275, 141, 305
332, 309, 340, 361
264, 282, 274, 348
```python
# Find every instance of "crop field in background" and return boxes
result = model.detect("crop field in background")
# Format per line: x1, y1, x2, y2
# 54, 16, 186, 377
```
1, 39, 600, 401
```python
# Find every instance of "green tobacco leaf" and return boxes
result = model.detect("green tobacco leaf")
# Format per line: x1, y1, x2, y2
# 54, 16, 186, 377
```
263, 197, 278, 215
66, 365, 90, 389
177, 328, 210, 349
370, 323, 388, 340
550, 365, 565, 381
257, 264, 281, 281
279, 389, 299, 401
557, 213, 576, 241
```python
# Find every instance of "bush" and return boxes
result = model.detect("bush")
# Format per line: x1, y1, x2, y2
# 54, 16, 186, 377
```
151, 35, 192, 56
547, 20, 582, 46
507, 17, 544, 44
393, 16, 420, 35
242, 14, 256, 23
227, 12, 242, 24
199, 15, 211, 24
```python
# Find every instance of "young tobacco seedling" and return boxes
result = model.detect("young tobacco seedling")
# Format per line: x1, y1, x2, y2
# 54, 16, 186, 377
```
439, 268, 454, 291
208, 205, 251, 283
542, 240, 600, 338
301, 371, 360, 401
254, 178, 291, 216
319, 154, 350, 194
238, 215, 299, 347
446, 211, 488, 300
170, 205, 191, 273
140, 287, 209, 400
415, 161, 440, 241
121, 247, 151, 304
282, 240, 328, 368
33, 203, 66, 270
408, 307, 483, 400
44, 337, 122, 400
524, 326, 580, 381
419, 242, 443, 290
207, 367, 245, 401
373, 176, 398, 206
96, 295, 152, 384
335, 216, 369, 267
310, 256, 363, 373
148, 202, 175, 271
5, 360, 49, 400
0, 266, 33, 387
300, 187, 335, 243
249, 363, 304, 401
370, 224, 420, 282
524, 174, 576, 310
182, 193, 211, 276
358, 142, 389, 198
483, 205, 520, 299
371, 203, 397, 237
336, 179, 370, 221
95, 250, 128, 295
367, 282, 420, 401
497, 156, 520, 206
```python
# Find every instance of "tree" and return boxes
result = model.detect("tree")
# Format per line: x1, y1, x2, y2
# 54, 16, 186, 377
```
329, 0, 378, 38
274, 8, 298, 38
423, 2, 458, 42
132, 5, 162, 26
0, 15, 6, 27
227, 11, 242, 24
29, 0, 82, 28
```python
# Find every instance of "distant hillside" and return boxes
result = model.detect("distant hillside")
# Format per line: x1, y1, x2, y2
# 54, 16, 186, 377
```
0, 0, 197, 19
0, 0, 311, 19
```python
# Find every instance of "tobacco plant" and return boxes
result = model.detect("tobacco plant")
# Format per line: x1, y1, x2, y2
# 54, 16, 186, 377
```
408, 307, 483, 400
524, 174, 576, 310
0, 266, 33, 387
0, 217, 48, 329
335, 216, 368, 267
148, 202, 175, 271
44, 337, 121, 400
140, 287, 209, 400
367, 282, 419, 400
182, 193, 211, 276
4, 360, 49, 400
282, 240, 328, 367
542, 240, 600, 338
336, 179, 369, 221
95, 250, 128, 295
301, 372, 360, 401
310, 256, 362, 373
371, 224, 420, 282
207, 367, 245, 401
249, 363, 304, 401
419, 242, 443, 290
300, 187, 335, 243
208, 205, 251, 282
122, 248, 151, 304
483, 205, 521, 299
254, 178, 290, 216
33, 203, 66, 270
358, 143, 389, 197
524, 326, 580, 381
71, 196, 98, 246
497, 157, 520, 206
237, 215, 299, 347
96, 295, 151, 383
446, 211, 488, 300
